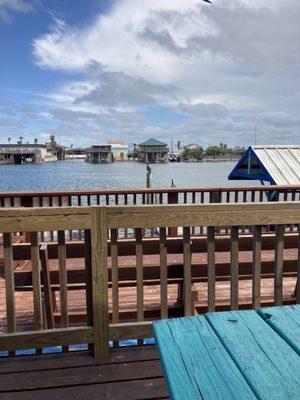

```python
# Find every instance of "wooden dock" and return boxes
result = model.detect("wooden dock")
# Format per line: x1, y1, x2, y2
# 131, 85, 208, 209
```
0, 345, 168, 400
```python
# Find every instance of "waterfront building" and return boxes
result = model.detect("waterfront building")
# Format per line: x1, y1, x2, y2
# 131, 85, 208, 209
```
0, 143, 57, 164
107, 141, 128, 160
86, 145, 113, 163
136, 138, 169, 163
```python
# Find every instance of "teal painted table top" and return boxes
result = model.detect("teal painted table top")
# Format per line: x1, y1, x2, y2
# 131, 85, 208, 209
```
153, 305, 300, 400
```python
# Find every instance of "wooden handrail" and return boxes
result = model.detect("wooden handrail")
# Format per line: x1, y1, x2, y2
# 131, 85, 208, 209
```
0, 184, 300, 198
0, 202, 300, 359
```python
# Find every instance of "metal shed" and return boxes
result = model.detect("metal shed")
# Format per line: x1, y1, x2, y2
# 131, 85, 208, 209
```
228, 145, 300, 185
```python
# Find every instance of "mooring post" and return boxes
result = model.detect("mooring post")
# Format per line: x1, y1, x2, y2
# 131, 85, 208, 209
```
146, 162, 152, 204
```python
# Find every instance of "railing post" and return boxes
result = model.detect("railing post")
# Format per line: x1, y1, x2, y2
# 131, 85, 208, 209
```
167, 190, 178, 236
91, 206, 109, 359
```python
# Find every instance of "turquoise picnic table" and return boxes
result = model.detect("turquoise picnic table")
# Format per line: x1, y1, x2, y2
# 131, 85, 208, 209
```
153, 305, 300, 400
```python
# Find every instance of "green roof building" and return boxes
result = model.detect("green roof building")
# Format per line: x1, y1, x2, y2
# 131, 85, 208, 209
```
137, 138, 169, 163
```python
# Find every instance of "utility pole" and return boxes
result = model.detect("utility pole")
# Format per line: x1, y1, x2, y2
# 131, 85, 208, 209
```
254, 126, 257, 145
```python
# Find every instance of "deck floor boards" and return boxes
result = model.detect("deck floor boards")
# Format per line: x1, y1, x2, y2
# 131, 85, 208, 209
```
0, 345, 168, 400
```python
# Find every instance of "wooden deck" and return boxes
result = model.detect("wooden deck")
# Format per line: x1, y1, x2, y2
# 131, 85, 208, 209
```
0, 345, 168, 400
0, 250, 298, 332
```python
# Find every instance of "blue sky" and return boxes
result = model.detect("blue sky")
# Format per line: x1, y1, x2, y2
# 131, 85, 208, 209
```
0, 0, 299, 147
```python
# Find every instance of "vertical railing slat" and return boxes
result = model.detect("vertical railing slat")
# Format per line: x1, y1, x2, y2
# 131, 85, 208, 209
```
296, 224, 300, 304
31, 231, 43, 354
111, 228, 119, 346
58, 230, 69, 351
135, 228, 144, 344
3, 233, 16, 356
84, 229, 93, 328
159, 227, 168, 319
230, 226, 239, 310
207, 226, 215, 312
183, 227, 192, 316
252, 226, 262, 309
274, 225, 285, 306
91, 207, 109, 358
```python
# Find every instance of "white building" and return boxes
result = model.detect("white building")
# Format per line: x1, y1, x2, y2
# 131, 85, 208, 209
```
107, 141, 128, 160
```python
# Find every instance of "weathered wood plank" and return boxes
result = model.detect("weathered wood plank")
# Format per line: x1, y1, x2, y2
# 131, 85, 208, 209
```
90, 207, 109, 358
0, 207, 91, 232
206, 310, 300, 399
258, 305, 300, 355
0, 327, 93, 351
207, 226, 215, 312
274, 225, 285, 306
58, 230, 68, 352
135, 228, 144, 323
111, 229, 119, 324
3, 233, 16, 336
183, 227, 192, 316
0, 345, 159, 374
0, 378, 168, 400
30, 232, 43, 354
160, 227, 168, 319
153, 316, 256, 400
230, 226, 239, 310
106, 202, 300, 229
39, 244, 54, 329
252, 226, 262, 309
0, 359, 163, 392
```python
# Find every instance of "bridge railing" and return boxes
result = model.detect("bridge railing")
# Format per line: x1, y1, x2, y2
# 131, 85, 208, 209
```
0, 202, 300, 358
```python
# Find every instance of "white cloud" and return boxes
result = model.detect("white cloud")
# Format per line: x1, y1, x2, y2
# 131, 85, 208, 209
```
0, 0, 35, 22
4, 0, 299, 146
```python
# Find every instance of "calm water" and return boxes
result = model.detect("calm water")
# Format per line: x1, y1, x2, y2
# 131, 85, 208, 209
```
0, 160, 256, 192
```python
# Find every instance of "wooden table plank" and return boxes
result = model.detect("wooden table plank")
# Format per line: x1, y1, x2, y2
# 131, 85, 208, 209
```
258, 305, 300, 355
206, 310, 300, 399
153, 316, 256, 400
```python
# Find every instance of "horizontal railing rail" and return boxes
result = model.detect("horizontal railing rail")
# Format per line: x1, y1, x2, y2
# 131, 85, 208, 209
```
1, 184, 300, 240
0, 202, 300, 358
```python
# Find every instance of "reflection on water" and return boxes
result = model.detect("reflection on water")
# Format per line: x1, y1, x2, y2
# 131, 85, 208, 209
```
0, 160, 257, 192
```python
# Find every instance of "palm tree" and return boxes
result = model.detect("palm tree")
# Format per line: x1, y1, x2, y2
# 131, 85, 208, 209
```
34, 138, 38, 145
19, 136, 23, 144
7, 137, 11, 144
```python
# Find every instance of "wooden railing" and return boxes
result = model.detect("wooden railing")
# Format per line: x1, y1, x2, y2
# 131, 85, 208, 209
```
0, 202, 300, 358
0, 185, 300, 239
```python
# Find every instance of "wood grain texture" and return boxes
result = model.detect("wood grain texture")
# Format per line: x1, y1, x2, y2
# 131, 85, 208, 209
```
84, 229, 93, 327
58, 230, 68, 352
252, 226, 262, 309
39, 244, 54, 329
111, 229, 119, 324
159, 227, 168, 319
230, 226, 239, 310
207, 310, 300, 399
153, 316, 256, 400
258, 305, 300, 355
3, 233, 16, 336
135, 228, 144, 323
274, 225, 285, 306
0, 327, 93, 351
30, 232, 43, 354
183, 227, 192, 316
106, 202, 300, 229
207, 226, 216, 312
91, 207, 109, 359
296, 225, 300, 304
0, 207, 90, 232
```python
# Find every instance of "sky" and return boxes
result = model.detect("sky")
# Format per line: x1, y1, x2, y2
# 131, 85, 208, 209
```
0, 0, 299, 148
